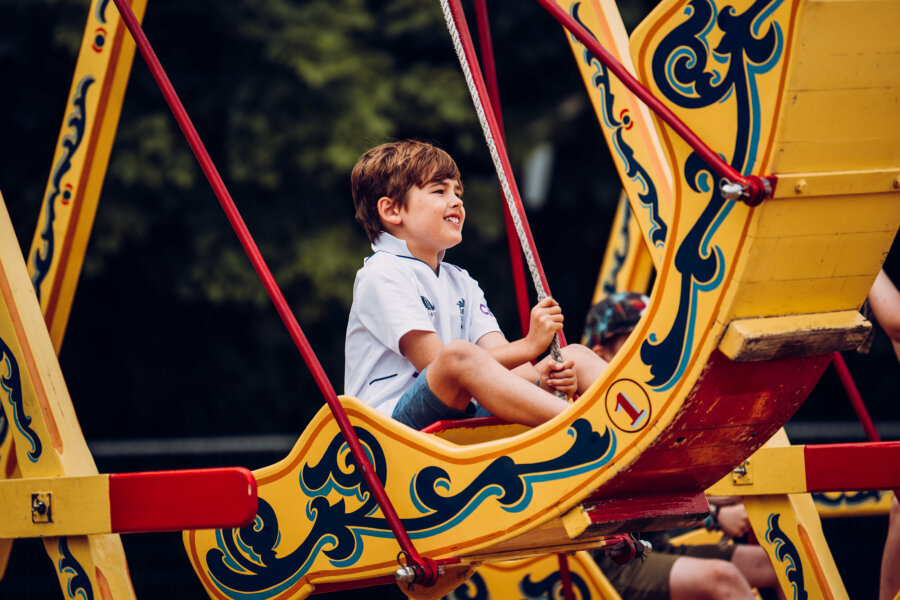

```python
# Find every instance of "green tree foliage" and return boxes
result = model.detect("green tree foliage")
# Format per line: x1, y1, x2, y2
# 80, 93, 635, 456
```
1, 0, 651, 439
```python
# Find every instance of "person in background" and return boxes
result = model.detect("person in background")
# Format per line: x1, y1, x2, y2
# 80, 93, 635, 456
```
584, 292, 781, 600
868, 270, 900, 600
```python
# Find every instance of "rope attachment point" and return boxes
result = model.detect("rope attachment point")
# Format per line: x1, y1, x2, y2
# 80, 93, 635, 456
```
719, 176, 776, 207
395, 551, 442, 587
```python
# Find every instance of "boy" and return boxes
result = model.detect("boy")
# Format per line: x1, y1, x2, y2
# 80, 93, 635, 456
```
344, 140, 606, 430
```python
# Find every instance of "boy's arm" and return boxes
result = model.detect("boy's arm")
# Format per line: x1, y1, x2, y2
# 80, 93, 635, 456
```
869, 269, 900, 361
476, 331, 543, 370
399, 330, 446, 373
475, 297, 564, 369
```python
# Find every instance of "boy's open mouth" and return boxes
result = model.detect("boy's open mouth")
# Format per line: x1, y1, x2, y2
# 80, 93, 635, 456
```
445, 216, 460, 224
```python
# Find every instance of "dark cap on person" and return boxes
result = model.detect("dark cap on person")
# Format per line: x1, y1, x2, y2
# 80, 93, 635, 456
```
583, 291, 649, 349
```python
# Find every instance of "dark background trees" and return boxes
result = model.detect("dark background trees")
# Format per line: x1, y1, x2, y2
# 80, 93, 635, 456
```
0, 0, 895, 597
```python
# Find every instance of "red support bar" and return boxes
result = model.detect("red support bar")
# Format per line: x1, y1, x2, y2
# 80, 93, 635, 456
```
111, 0, 437, 584
804, 441, 900, 493
109, 468, 257, 533
533, 0, 773, 206
447, 0, 567, 346
556, 552, 575, 600
832, 352, 882, 442
474, 0, 531, 337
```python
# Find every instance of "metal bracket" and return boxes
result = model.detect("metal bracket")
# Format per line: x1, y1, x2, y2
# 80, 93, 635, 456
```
732, 460, 753, 485
31, 492, 52, 523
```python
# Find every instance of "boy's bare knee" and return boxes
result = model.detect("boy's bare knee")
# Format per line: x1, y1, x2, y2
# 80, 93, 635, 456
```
671, 557, 752, 600
436, 339, 482, 369
706, 560, 751, 598
561, 343, 593, 360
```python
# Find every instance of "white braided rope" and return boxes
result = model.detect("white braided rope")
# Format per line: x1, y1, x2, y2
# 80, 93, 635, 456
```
438, 0, 564, 365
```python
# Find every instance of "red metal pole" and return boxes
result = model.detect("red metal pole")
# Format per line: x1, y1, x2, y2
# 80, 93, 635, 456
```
110, 0, 437, 584
832, 352, 882, 442
533, 0, 772, 206
556, 552, 576, 600
831, 352, 899, 497
474, 0, 531, 337
447, 0, 566, 346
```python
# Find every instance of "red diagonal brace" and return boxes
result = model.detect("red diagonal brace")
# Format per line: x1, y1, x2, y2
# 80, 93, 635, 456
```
110, 0, 437, 584
534, 0, 774, 206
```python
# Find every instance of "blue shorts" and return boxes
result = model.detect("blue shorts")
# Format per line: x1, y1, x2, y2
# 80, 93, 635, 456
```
391, 368, 491, 430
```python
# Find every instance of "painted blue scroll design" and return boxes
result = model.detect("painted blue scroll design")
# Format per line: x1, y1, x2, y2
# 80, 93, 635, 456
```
520, 569, 591, 600
31, 76, 94, 301
0, 335, 42, 463
812, 490, 884, 509
96, 0, 110, 24
206, 419, 616, 596
641, 0, 783, 390
602, 201, 631, 297
764, 513, 807, 600
442, 571, 488, 600
0, 411, 8, 448
569, 2, 667, 249
58, 537, 94, 600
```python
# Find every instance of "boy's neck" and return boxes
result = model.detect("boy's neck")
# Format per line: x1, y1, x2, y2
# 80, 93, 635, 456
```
379, 231, 445, 273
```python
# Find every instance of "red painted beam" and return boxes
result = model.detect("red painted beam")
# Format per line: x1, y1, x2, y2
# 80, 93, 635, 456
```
109, 468, 257, 533
805, 442, 900, 493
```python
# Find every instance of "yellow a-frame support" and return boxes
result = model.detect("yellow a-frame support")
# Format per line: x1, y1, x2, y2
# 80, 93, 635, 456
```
0, 0, 147, 596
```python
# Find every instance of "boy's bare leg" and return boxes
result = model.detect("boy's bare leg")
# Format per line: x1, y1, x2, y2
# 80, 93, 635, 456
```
731, 545, 780, 593
559, 344, 608, 394
880, 496, 900, 600
425, 340, 571, 426
669, 557, 756, 600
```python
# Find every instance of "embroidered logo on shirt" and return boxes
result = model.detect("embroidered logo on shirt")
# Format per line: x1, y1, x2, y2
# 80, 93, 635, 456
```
457, 299, 466, 331
479, 302, 492, 316
421, 295, 436, 316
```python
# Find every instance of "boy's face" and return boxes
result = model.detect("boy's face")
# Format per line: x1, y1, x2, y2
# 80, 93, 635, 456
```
398, 178, 465, 257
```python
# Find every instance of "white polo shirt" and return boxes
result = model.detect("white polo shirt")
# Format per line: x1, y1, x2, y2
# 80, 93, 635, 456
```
344, 232, 502, 417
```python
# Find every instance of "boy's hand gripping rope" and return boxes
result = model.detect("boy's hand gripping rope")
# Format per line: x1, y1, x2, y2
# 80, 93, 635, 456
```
439, 0, 568, 377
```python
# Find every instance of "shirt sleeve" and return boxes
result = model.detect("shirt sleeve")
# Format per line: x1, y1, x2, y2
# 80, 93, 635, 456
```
467, 279, 502, 343
353, 259, 436, 356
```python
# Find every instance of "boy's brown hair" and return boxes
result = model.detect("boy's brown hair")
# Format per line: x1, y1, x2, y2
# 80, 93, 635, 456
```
351, 140, 462, 243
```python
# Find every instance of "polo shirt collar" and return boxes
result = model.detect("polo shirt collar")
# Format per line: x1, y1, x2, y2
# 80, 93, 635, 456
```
372, 232, 446, 265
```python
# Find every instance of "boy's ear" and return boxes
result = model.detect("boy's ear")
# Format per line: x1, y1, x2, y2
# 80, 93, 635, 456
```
377, 196, 402, 225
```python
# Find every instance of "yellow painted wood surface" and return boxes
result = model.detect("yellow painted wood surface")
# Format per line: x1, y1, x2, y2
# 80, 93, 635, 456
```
1, 194, 135, 596
0, 475, 111, 538
26, 0, 148, 354
1, 0, 147, 596
718, 311, 870, 362
184, 1, 900, 596
814, 490, 893, 518
591, 190, 655, 305
447, 552, 622, 600
558, 0, 673, 269
742, 431, 848, 599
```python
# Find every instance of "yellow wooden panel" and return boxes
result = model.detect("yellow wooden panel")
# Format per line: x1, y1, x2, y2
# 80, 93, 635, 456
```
740, 231, 896, 283
726, 275, 875, 319
0, 475, 110, 538
788, 0, 900, 90
773, 89, 900, 173
26, 0, 149, 353
754, 193, 900, 239
774, 171, 900, 200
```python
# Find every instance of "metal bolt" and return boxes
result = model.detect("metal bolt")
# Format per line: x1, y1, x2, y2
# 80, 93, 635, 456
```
32, 498, 46, 515
794, 179, 807, 194
31, 492, 52, 523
